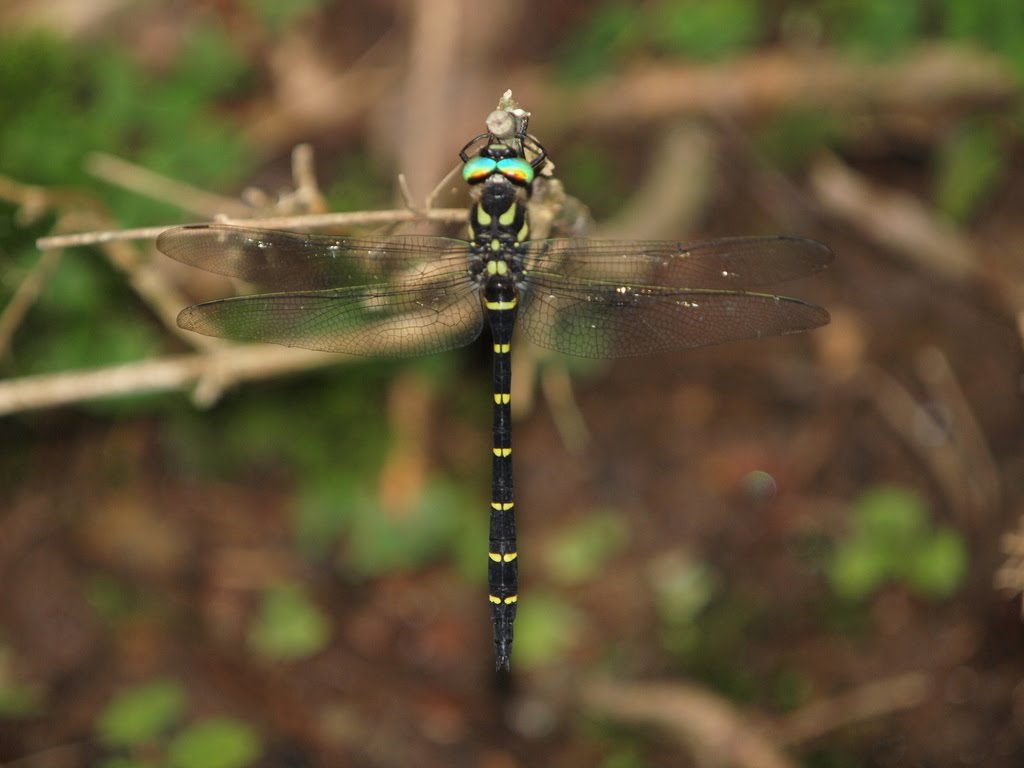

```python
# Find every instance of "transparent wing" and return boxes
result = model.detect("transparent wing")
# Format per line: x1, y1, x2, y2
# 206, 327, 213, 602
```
157, 224, 472, 291
177, 279, 484, 357
518, 280, 830, 358
525, 236, 833, 291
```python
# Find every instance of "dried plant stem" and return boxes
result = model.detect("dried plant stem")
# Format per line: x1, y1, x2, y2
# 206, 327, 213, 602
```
86, 153, 251, 218
35, 208, 467, 251
0, 345, 344, 416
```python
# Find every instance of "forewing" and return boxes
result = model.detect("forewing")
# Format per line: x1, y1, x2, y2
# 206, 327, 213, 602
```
177, 279, 484, 357
518, 279, 830, 358
157, 224, 471, 291
526, 236, 832, 291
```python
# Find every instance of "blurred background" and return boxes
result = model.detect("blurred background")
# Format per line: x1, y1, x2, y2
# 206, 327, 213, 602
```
1, 1, 1023, 766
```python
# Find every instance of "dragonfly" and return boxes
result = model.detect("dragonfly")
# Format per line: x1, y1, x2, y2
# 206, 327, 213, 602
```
156, 114, 832, 671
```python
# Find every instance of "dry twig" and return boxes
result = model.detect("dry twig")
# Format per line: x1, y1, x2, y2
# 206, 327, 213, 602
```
582, 677, 799, 768
536, 46, 1016, 131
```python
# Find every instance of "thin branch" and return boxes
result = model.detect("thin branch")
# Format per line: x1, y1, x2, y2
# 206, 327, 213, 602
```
35, 207, 467, 250
582, 677, 799, 768
582, 671, 930, 768
0, 345, 345, 416
858, 363, 977, 518
85, 153, 251, 218
914, 346, 1001, 518
771, 672, 931, 747
0, 247, 63, 358
539, 46, 1016, 131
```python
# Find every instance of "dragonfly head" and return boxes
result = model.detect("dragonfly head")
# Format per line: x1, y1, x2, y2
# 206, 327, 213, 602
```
462, 146, 536, 189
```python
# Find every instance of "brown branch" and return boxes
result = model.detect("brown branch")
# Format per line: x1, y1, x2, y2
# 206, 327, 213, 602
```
771, 672, 931, 747
86, 153, 251, 218
581, 671, 930, 768
0, 247, 63, 358
534, 45, 1016, 131
857, 363, 979, 519
809, 153, 979, 283
35, 207, 468, 251
0, 346, 345, 416
582, 677, 799, 768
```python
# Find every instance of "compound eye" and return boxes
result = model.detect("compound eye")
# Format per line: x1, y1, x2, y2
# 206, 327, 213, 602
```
497, 157, 534, 185
462, 156, 498, 183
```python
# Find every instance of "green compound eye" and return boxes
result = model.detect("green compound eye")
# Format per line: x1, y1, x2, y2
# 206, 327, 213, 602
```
463, 157, 498, 183
497, 157, 534, 185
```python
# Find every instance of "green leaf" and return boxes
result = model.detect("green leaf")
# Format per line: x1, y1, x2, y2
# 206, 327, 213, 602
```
757, 110, 843, 172
98, 759, 151, 768
167, 718, 262, 768
512, 591, 583, 668
334, 481, 469, 576
827, 0, 923, 57
0, 681, 41, 719
558, 2, 643, 81
650, 0, 759, 61
249, 583, 330, 661
935, 119, 1006, 223
96, 679, 186, 747
854, 485, 928, 549
241, 0, 326, 32
649, 552, 716, 626
828, 541, 890, 600
906, 528, 968, 598
544, 510, 630, 585
942, 0, 1024, 75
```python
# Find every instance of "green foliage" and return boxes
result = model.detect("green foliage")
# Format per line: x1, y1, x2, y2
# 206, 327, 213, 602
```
772, 667, 813, 711
0, 28, 256, 383
543, 510, 630, 585
249, 583, 331, 661
241, 0, 326, 32
804, 749, 864, 768
942, 0, 1024, 75
324, 152, 393, 213
828, 486, 968, 600
23, 255, 163, 373
96, 679, 186, 747
0, 644, 40, 718
98, 760, 150, 768
0, 30, 252, 225
665, 596, 759, 701
652, 555, 759, 700
602, 747, 652, 768
558, 3, 643, 81
650, 0, 759, 61
512, 591, 582, 667
825, 0, 924, 57
95, 680, 260, 768
85, 574, 150, 621
166, 718, 261, 768
165, 364, 393, 479
557, 142, 622, 221
558, 0, 759, 81
935, 118, 1006, 223
650, 551, 716, 632
331, 481, 473, 577
0, 682, 40, 718
756, 110, 844, 172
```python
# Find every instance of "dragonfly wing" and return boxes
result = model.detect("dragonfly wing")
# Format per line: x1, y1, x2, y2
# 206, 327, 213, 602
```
157, 224, 471, 291
518, 279, 829, 358
526, 236, 833, 291
178, 279, 484, 357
